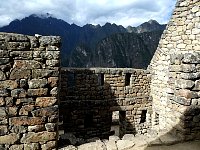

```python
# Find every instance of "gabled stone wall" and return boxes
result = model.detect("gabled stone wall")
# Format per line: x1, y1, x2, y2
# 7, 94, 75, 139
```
60, 68, 151, 139
149, 0, 200, 140
0, 32, 60, 149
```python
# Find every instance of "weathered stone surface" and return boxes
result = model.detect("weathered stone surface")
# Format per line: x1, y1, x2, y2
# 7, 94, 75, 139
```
9, 117, 45, 125
0, 133, 19, 144
11, 88, 26, 98
48, 77, 58, 87
0, 70, 6, 80
7, 106, 18, 116
182, 53, 200, 64
10, 125, 27, 133
35, 97, 57, 107
24, 143, 40, 150
46, 60, 59, 67
116, 140, 135, 150
27, 88, 48, 96
19, 105, 34, 115
0, 89, 9, 97
9, 144, 24, 150
193, 80, 200, 91
28, 125, 45, 132
21, 131, 56, 143
0, 107, 6, 117
10, 69, 31, 79
0, 58, 9, 65
177, 89, 198, 99
7, 41, 30, 50
41, 141, 56, 150
45, 123, 56, 132
39, 36, 61, 46
0, 80, 18, 90
16, 98, 34, 105
104, 140, 118, 150
32, 105, 58, 117
28, 79, 47, 89
10, 51, 32, 59
175, 79, 195, 89
0, 125, 8, 135
78, 140, 106, 150
50, 87, 58, 96
32, 69, 58, 78
0, 97, 5, 106
13, 60, 41, 69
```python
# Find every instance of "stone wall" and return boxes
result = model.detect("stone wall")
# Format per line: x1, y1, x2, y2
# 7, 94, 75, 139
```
0, 32, 60, 149
149, 0, 200, 140
60, 68, 151, 139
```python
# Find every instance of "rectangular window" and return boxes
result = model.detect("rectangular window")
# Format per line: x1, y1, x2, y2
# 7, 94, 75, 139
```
98, 73, 104, 86
140, 110, 147, 123
125, 73, 131, 86
84, 113, 93, 128
67, 73, 76, 87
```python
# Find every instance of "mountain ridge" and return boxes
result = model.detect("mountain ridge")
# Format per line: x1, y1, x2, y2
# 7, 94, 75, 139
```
0, 14, 166, 68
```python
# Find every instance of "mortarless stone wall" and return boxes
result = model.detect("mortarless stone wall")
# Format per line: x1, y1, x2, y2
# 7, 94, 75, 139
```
149, 0, 200, 140
0, 32, 60, 149
60, 68, 151, 139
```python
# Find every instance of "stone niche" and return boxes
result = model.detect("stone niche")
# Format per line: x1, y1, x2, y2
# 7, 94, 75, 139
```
149, 0, 200, 141
0, 32, 61, 149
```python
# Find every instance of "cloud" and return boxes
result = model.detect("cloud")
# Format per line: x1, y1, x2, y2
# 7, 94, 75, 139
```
0, 0, 176, 27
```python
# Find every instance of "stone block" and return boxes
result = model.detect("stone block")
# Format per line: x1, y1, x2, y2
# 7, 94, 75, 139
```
177, 89, 198, 99
11, 88, 26, 98
0, 125, 8, 135
28, 79, 47, 89
41, 141, 56, 150
27, 88, 48, 97
24, 143, 40, 150
13, 60, 41, 69
9, 144, 24, 150
31, 105, 58, 117
45, 123, 56, 132
193, 80, 200, 91
7, 106, 18, 116
46, 60, 59, 67
28, 125, 45, 132
21, 131, 56, 143
0, 97, 5, 106
10, 125, 27, 133
32, 69, 58, 78
19, 105, 34, 115
50, 87, 58, 96
7, 42, 30, 50
10, 68, 31, 79
0, 70, 6, 80
39, 36, 61, 47
0, 89, 9, 97
175, 79, 195, 89
10, 51, 32, 59
180, 72, 200, 80
9, 117, 45, 126
0, 133, 19, 144
16, 98, 34, 105
35, 97, 57, 107
48, 77, 58, 87
0, 80, 18, 90
182, 53, 200, 64
0, 58, 9, 65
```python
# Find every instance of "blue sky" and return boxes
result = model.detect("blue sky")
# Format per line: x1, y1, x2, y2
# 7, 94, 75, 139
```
0, 0, 176, 27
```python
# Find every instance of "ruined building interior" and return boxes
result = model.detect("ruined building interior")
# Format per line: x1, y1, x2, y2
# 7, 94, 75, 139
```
0, 0, 199, 149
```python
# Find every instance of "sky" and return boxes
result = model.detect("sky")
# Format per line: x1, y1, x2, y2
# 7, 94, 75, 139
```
0, 0, 176, 27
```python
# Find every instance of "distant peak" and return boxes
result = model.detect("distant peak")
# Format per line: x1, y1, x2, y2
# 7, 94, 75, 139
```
30, 13, 54, 19
148, 19, 159, 24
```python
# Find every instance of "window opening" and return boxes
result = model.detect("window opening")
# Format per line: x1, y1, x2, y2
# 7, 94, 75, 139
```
84, 113, 93, 128
140, 110, 147, 123
125, 73, 131, 86
98, 73, 104, 86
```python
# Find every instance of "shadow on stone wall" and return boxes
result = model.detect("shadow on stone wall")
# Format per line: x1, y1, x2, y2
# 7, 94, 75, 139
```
58, 69, 124, 146
144, 105, 200, 149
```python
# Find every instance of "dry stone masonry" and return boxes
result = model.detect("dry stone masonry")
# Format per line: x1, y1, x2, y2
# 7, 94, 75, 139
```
0, 0, 200, 149
60, 68, 151, 140
0, 32, 60, 149
149, 0, 200, 141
